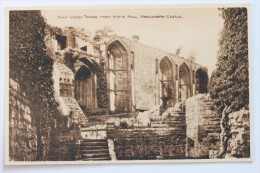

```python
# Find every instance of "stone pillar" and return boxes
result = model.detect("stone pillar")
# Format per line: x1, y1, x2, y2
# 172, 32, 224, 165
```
175, 80, 179, 103
131, 51, 136, 110
94, 73, 98, 108
192, 84, 195, 96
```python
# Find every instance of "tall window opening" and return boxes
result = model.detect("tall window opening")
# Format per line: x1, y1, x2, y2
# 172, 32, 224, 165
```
159, 57, 174, 107
107, 41, 130, 113
55, 34, 67, 50
195, 68, 208, 94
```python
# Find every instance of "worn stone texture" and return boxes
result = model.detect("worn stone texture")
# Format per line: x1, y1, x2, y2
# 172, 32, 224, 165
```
105, 36, 208, 111
107, 109, 186, 160
47, 30, 208, 116
9, 79, 38, 161
185, 94, 220, 158
49, 128, 81, 161
53, 62, 88, 125
227, 109, 250, 158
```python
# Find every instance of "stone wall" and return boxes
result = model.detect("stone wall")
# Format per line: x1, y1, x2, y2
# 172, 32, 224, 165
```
9, 79, 37, 161
53, 62, 87, 125
121, 37, 177, 110
185, 94, 221, 158
107, 111, 186, 160
49, 127, 81, 161
106, 37, 207, 111
227, 109, 250, 158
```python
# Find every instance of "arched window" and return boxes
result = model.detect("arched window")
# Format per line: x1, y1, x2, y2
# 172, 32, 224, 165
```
75, 65, 94, 111
107, 41, 130, 113
195, 68, 208, 94
159, 57, 174, 107
179, 63, 191, 101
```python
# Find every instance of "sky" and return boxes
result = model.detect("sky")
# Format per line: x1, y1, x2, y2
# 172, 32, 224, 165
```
42, 7, 224, 76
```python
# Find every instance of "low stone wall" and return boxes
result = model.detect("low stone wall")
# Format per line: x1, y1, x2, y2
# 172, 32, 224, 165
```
49, 128, 81, 161
185, 94, 220, 158
9, 79, 38, 161
107, 112, 186, 160
227, 109, 250, 158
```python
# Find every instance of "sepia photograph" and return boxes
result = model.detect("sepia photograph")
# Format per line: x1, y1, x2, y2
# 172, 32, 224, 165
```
5, 5, 251, 164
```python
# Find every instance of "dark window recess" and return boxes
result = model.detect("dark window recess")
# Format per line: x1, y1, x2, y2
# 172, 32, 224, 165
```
155, 59, 158, 74
187, 137, 195, 148
80, 46, 88, 52
60, 83, 73, 97
56, 34, 67, 50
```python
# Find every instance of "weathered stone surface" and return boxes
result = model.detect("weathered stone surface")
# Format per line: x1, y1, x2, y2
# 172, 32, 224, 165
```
185, 94, 220, 158
106, 107, 186, 159
61, 97, 88, 125
49, 127, 81, 161
9, 79, 37, 161
105, 36, 207, 111
227, 109, 250, 158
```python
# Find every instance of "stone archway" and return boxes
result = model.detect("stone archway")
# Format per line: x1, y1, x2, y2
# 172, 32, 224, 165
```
195, 68, 208, 94
75, 65, 95, 111
159, 57, 174, 107
107, 40, 130, 113
179, 63, 191, 102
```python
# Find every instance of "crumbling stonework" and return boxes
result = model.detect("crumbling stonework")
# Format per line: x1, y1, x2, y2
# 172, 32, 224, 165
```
9, 24, 211, 161
53, 62, 88, 125
185, 94, 221, 158
45, 24, 209, 118
9, 79, 37, 161
49, 128, 81, 161
105, 37, 208, 111
106, 108, 186, 160
227, 109, 250, 158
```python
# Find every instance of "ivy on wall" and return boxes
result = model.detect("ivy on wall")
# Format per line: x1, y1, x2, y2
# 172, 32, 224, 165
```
208, 8, 249, 158
9, 10, 60, 160
63, 49, 109, 116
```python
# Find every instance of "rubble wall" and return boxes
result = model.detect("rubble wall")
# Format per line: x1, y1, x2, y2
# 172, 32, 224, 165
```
185, 94, 221, 158
107, 112, 186, 160
227, 109, 250, 158
49, 128, 81, 161
9, 79, 38, 161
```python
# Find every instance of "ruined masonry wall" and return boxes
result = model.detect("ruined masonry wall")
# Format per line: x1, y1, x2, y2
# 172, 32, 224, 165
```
227, 109, 250, 158
185, 94, 221, 158
53, 62, 87, 124
9, 79, 37, 161
107, 112, 186, 160
121, 38, 178, 110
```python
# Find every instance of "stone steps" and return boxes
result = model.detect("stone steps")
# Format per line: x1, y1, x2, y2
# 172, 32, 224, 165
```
81, 149, 109, 154
80, 139, 111, 161
82, 153, 110, 158
81, 141, 109, 146
61, 97, 88, 123
82, 157, 111, 161
81, 145, 109, 150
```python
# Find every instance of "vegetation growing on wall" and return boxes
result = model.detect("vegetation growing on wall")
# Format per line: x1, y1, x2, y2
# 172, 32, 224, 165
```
208, 8, 249, 158
63, 49, 109, 115
45, 23, 109, 116
9, 10, 59, 160
94, 61, 109, 110
93, 25, 115, 44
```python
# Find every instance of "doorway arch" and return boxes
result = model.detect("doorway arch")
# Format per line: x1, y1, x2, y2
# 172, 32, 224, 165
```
75, 65, 95, 111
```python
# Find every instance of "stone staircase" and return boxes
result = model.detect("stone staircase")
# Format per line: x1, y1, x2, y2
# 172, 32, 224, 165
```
61, 97, 88, 124
80, 139, 111, 161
